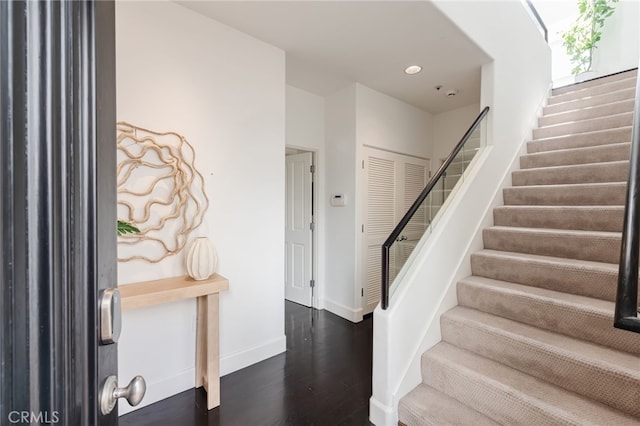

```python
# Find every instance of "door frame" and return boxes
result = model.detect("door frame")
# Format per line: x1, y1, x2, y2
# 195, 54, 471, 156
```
285, 145, 320, 309
1, 1, 117, 424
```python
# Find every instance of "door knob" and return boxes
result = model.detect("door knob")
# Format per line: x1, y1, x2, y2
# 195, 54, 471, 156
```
100, 375, 146, 415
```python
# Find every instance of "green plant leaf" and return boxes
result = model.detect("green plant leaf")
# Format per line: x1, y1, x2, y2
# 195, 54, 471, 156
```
117, 220, 141, 236
561, 0, 619, 75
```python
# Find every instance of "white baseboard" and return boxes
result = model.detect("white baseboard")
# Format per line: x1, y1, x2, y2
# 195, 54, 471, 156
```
118, 368, 195, 416
220, 335, 287, 376
117, 336, 287, 416
369, 396, 397, 426
322, 298, 363, 323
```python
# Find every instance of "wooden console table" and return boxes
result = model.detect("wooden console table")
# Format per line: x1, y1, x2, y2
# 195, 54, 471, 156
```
119, 274, 229, 410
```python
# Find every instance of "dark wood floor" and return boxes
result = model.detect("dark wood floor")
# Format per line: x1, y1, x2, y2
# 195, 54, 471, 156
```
120, 301, 374, 425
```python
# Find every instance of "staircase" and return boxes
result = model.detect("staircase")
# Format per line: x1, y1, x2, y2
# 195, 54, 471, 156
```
398, 69, 640, 425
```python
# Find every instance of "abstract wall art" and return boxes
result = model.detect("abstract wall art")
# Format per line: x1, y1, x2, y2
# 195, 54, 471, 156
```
116, 122, 209, 263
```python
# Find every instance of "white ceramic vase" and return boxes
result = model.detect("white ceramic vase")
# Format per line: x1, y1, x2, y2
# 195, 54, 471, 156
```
185, 237, 218, 281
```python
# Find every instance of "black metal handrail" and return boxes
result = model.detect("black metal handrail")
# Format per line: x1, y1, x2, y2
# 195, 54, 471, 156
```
615, 70, 640, 333
525, 0, 548, 42
381, 106, 490, 309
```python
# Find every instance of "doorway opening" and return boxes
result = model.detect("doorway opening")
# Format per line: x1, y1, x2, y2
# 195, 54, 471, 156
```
285, 147, 316, 308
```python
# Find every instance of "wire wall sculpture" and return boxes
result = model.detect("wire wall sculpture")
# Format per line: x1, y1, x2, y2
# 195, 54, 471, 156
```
116, 122, 209, 263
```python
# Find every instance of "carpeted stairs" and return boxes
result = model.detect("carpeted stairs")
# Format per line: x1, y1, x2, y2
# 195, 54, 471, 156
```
398, 69, 640, 425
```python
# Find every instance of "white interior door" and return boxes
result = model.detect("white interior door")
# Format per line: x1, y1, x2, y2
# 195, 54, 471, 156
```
362, 148, 429, 314
285, 152, 313, 306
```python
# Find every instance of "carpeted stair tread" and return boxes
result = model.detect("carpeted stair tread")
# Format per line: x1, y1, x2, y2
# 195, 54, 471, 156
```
421, 343, 640, 425
520, 142, 630, 169
533, 111, 633, 139
511, 160, 629, 186
470, 249, 619, 301
483, 226, 621, 263
544, 86, 636, 116
503, 182, 627, 206
539, 98, 635, 127
527, 126, 631, 153
456, 276, 640, 355
441, 307, 640, 416
547, 76, 637, 105
493, 205, 624, 231
551, 69, 637, 96
398, 384, 500, 426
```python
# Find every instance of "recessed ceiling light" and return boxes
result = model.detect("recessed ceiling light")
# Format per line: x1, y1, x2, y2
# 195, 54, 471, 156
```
404, 65, 422, 75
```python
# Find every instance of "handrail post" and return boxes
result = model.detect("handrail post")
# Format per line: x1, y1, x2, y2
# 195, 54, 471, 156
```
381, 246, 389, 309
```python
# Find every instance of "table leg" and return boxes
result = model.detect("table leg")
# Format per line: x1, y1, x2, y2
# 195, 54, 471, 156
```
206, 293, 220, 410
195, 296, 206, 388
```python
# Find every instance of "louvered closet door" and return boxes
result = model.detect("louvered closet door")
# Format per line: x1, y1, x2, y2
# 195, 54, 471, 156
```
364, 152, 396, 315
362, 148, 429, 315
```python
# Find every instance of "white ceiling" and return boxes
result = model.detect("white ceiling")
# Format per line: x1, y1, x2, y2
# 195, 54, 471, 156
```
178, 1, 491, 114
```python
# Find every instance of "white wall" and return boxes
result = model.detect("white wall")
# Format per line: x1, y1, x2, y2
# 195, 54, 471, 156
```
432, 103, 481, 163
355, 84, 432, 159
323, 85, 359, 320
370, 1, 551, 424
592, 0, 640, 77
286, 86, 326, 306
321, 83, 435, 322
116, 1, 286, 414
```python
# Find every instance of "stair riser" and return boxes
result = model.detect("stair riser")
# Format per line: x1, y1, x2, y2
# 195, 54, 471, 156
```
483, 228, 621, 264
539, 99, 635, 127
470, 253, 617, 301
528, 127, 631, 153
441, 317, 640, 416
512, 162, 629, 186
422, 354, 579, 425
548, 78, 637, 105
520, 143, 630, 169
552, 70, 637, 96
493, 207, 624, 232
544, 87, 636, 115
503, 184, 627, 206
533, 112, 632, 140
457, 281, 640, 355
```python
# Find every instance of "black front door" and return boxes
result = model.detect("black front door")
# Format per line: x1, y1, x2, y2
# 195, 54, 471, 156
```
1, 1, 118, 425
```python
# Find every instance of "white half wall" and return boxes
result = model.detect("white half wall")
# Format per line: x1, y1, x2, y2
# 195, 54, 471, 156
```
286, 85, 326, 307
432, 103, 481, 163
370, 1, 551, 424
592, 0, 640, 77
116, 1, 286, 414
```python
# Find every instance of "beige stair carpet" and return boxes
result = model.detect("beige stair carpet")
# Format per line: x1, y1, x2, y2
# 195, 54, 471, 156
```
398, 69, 640, 425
